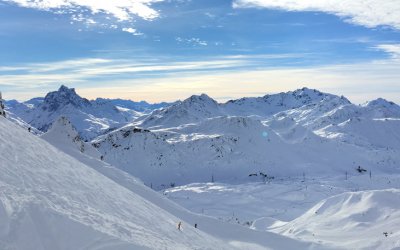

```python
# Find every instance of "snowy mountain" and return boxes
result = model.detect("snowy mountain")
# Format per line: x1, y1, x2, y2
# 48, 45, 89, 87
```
7, 85, 400, 148
138, 88, 352, 129
6, 86, 400, 188
223, 87, 351, 117
5, 85, 143, 140
280, 96, 400, 131
84, 87, 400, 189
140, 93, 225, 129
93, 113, 400, 189
95, 98, 172, 113
280, 97, 400, 149
138, 88, 400, 150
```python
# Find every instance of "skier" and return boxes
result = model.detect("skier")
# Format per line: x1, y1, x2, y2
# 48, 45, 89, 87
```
194, 223, 197, 229
177, 221, 182, 231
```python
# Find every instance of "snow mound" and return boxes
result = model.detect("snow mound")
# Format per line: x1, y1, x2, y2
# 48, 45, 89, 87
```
273, 189, 400, 249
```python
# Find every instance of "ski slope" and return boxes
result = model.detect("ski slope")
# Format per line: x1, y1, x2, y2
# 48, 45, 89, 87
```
1, 116, 322, 249
0, 117, 232, 250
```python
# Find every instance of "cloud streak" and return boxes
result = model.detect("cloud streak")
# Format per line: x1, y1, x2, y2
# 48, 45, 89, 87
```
0, 56, 252, 90
75, 59, 400, 104
233, 0, 400, 30
1, 53, 400, 104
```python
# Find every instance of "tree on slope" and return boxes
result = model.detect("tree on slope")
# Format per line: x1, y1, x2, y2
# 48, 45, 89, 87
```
0, 92, 5, 117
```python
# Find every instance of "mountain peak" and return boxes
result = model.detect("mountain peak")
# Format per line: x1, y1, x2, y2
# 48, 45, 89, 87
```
292, 87, 325, 98
290, 87, 351, 105
364, 98, 397, 108
184, 93, 218, 105
42, 85, 90, 112
258, 87, 331, 107
58, 84, 73, 92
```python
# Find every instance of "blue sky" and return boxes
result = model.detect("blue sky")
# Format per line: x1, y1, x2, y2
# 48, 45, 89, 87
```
0, 0, 400, 103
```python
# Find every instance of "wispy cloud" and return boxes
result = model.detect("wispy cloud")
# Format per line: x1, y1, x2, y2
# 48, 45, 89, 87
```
0, 56, 251, 89
74, 59, 400, 104
1, 54, 400, 104
375, 44, 400, 60
233, 0, 400, 30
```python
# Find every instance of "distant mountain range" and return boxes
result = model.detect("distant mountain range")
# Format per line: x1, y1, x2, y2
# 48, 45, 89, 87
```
4, 85, 399, 188
5, 85, 171, 140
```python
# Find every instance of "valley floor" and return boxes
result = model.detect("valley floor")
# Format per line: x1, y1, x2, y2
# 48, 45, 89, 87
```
165, 174, 400, 249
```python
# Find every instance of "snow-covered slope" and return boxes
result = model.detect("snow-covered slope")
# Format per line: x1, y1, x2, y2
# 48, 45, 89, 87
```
270, 189, 400, 249
0, 116, 237, 250
93, 113, 400, 189
39, 116, 323, 250
316, 117, 400, 149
